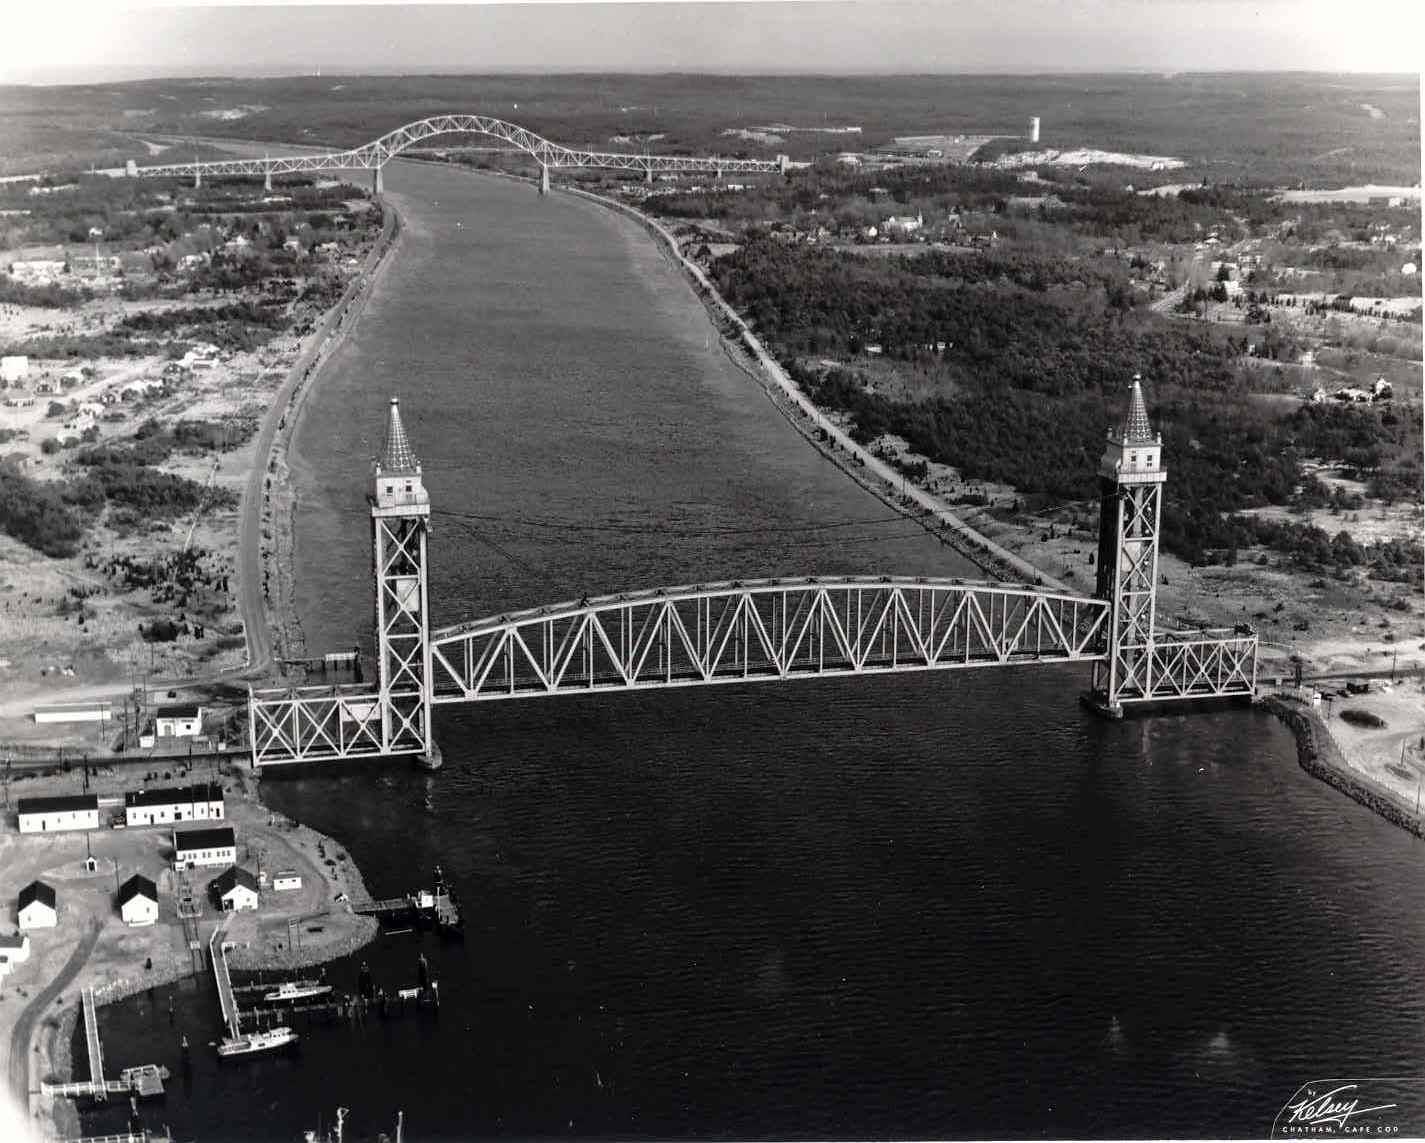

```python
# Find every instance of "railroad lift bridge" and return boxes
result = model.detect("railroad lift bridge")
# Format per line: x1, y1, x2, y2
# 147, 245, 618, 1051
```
121, 114, 790, 196
247, 379, 1259, 769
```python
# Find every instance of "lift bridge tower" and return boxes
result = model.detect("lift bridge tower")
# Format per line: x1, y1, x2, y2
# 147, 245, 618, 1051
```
370, 397, 440, 768
1087, 376, 1256, 715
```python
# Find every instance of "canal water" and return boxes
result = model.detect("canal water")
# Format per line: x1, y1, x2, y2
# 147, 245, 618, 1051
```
82, 163, 1424, 1141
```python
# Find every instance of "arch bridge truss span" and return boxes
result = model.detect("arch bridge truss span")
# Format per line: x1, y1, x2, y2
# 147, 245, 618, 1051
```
129, 114, 788, 182
426, 576, 1111, 703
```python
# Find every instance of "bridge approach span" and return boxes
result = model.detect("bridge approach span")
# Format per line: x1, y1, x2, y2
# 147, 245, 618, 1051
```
126, 114, 789, 187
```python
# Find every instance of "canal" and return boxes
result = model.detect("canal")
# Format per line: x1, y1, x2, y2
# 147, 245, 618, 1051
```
82, 161, 1425, 1141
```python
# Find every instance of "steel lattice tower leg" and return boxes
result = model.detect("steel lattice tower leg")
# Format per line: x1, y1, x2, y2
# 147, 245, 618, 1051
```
370, 397, 440, 767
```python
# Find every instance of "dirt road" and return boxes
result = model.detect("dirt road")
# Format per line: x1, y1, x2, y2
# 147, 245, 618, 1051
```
5, 919, 101, 1111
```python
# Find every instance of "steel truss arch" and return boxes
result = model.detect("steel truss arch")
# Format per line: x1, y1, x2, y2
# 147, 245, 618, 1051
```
128, 115, 789, 181
425, 575, 1111, 704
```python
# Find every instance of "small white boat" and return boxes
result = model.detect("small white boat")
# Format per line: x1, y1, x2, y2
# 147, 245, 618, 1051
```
264, 980, 333, 1003
217, 1026, 298, 1058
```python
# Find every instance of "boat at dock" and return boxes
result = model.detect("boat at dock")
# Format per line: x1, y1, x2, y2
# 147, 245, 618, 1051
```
217, 1025, 299, 1058
408, 865, 463, 938
265, 980, 334, 1003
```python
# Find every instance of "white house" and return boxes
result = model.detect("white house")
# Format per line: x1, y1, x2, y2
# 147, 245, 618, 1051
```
17, 794, 99, 834
211, 866, 259, 912
117, 874, 159, 927
17, 882, 57, 930
125, 782, 224, 827
173, 825, 236, 869
0, 355, 28, 383
154, 704, 204, 738
271, 871, 302, 892
884, 212, 924, 234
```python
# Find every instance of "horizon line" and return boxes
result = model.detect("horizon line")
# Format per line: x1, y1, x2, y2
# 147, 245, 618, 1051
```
7, 65, 1423, 88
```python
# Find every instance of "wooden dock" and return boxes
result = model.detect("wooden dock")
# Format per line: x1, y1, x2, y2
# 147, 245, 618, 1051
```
81, 987, 104, 1097
40, 990, 168, 1102
209, 925, 242, 1038
352, 895, 416, 918
240, 996, 354, 1023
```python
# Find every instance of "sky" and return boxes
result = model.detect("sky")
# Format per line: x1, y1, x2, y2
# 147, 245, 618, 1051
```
3, 0, 1423, 85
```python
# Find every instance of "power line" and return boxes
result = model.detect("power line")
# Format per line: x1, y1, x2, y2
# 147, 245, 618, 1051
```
431, 507, 926, 539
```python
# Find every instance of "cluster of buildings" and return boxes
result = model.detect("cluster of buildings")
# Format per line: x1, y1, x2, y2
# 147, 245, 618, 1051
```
4, 781, 308, 971
1309, 377, 1394, 405
27, 701, 208, 752
15, 779, 224, 834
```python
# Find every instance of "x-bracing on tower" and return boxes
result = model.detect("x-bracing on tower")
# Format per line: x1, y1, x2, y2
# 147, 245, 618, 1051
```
246, 383, 1258, 768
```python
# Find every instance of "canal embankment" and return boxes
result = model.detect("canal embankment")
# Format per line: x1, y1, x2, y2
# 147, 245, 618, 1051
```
1259, 693, 1425, 839
253, 197, 404, 676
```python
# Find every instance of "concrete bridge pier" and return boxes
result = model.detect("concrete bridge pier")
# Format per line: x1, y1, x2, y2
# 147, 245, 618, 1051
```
644, 164, 653, 185
193, 167, 201, 189
263, 165, 272, 192
539, 162, 551, 195
372, 164, 384, 196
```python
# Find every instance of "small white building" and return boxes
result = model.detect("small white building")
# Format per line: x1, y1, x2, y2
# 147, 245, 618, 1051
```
0, 355, 28, 383
18, 794, 99, 834
8, 259, 66, 284
211, 866, 259, 912
33, 702, 112, 725
154, 704, 204, 738
117, 874, 159, 927
17, 882, 57, 930
0, 932, 31, 965
173, 825, 236, 869
125, 782, 224, 827
271, 871, 302, 892
884, 212, 924, 234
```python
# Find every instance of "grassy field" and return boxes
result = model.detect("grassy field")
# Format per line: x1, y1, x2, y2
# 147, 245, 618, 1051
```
2, 72, 1419, 184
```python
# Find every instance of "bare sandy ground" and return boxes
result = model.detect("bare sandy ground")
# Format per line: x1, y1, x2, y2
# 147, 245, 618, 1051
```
0, 229, 384, 744
1312, 678, 1425, 808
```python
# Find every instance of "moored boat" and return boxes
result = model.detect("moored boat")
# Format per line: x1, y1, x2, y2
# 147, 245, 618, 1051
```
265, 980, 334, 1003
218, 1025, 299, 1058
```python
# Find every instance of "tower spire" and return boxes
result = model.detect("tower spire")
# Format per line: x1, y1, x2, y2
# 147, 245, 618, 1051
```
1119, 373, 1156, 445
379, 396, 419, 474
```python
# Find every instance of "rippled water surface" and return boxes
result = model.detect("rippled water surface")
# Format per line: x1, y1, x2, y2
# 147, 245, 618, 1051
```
83, 163, 1424, 1142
